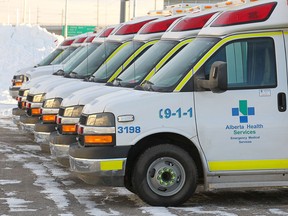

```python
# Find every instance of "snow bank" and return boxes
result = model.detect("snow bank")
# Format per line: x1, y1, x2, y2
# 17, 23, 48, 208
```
0, 24, 63, 115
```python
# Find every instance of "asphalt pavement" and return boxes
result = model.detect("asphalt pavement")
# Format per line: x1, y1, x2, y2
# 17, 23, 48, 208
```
0, 117, 288, 216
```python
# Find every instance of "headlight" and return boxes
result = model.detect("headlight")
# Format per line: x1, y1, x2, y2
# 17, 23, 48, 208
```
43, 98, 63, 108
63, 105, 84, 117
12, 75, 28, 86
23, 90, 29, 97
18, 89, 29, 97
86, 113, 115, 127
33, 93, 46, 103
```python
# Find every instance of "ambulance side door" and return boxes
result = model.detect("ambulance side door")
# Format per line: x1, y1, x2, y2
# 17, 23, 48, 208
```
194, 32, 288, 173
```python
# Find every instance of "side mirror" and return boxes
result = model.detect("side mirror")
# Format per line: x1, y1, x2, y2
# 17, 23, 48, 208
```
197, 61, 227, 93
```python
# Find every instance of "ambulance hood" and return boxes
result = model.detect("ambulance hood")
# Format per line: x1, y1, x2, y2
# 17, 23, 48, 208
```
61, 85, 124, 107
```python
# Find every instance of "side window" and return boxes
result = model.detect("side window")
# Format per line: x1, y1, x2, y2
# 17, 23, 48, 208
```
203, 38, 277, 89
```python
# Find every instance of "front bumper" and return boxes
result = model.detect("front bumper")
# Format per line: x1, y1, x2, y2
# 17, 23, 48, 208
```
34, 123, 56, 152
9, 86, 20, 99
12, 107, 26, 116
69, 144, 131, 186
19, 115, 40, 132
49, 131, 77, 167
12, 108, 26, 125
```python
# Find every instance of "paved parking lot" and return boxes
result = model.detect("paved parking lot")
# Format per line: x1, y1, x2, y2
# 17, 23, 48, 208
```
1, 117, 288, 216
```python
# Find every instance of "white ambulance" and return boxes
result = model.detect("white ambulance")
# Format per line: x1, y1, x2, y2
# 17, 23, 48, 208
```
13, 26, 116, 116
33, 15, 185, 151
14, 26, 116, 111
49, 10, 220, 166
21, 28, 115, 81
69, 0, 288, 206
18, 16, 160, 131
12, 28, 115, 123
8, 37, 76, 98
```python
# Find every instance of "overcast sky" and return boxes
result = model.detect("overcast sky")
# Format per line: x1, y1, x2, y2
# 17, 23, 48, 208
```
0, 0, 164, 27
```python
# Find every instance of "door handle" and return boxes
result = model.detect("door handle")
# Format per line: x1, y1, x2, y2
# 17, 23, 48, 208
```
278, 92, 286, 112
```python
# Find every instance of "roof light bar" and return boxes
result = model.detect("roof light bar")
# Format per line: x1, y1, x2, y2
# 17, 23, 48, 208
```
148, 10, 168, 16
99, 27, 115, 37
172, 12, 217, 32
148, 7, 188, 16
140, 17, 181, 34
73, 37, 87, 43
85, 35, 96, 43
188, 4, 214, 12
215, 0, 245, 8
115, 19, 156, 35
212, 2, 277, 27
165, 3, 197, 9
61, 39, 74, 46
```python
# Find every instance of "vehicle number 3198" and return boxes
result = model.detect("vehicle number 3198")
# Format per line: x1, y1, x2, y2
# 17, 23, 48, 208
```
118, 126, 141, 133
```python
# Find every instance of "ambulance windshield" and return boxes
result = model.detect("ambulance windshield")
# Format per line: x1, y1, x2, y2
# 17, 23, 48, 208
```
114, 40, 178, 87
63, 43, 101, 74
93, 41, 144, 82
72, 41, 121, 78
50, 46, 77, 65
143, 37, 219, 92
37, 48, 64, 66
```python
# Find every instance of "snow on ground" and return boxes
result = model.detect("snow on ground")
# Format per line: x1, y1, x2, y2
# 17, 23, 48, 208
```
0, 24, 63, 113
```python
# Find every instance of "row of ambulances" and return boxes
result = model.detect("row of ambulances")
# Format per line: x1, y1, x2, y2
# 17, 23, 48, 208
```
48, 10, 217, 167
12, 26, 116, 112
9, 36, 77, 98
16, 15, 163, 132
9, 0, 287, 207
8, 2, 199, 99
69, 0, 288, 206
34, 15, 190, 153
14, 4, 219, 141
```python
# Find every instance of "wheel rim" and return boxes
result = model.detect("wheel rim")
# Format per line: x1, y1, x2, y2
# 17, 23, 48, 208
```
146, 157, 186, 197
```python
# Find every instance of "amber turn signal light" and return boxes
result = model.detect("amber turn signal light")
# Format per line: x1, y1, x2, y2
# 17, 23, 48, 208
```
42, 115, 56, 123
62, 124, 77, 133
14, 82, 22, 87
84, 135, 113, 144
31, 108, 41, 115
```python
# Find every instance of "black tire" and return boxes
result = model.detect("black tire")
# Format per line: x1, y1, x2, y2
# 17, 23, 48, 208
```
132, 144, 198, 206
124, 175, 135, 194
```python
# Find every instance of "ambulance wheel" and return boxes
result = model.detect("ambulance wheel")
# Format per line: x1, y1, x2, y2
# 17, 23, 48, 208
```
132, 144, 197, 206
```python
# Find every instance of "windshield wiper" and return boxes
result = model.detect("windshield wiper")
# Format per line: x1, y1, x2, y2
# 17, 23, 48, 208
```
65, 71, 78, 78
113, 77, 122, 86
134, 85, 144, 90
93, 77, 107, 83
144, 80, 155, 91
53, 70, 65, 76
81, 74, 92, 80
83, 75, 94, 82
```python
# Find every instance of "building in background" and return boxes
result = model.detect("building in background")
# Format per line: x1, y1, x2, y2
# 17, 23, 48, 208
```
0, 0, 223, 36
164, 0, 220, 6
